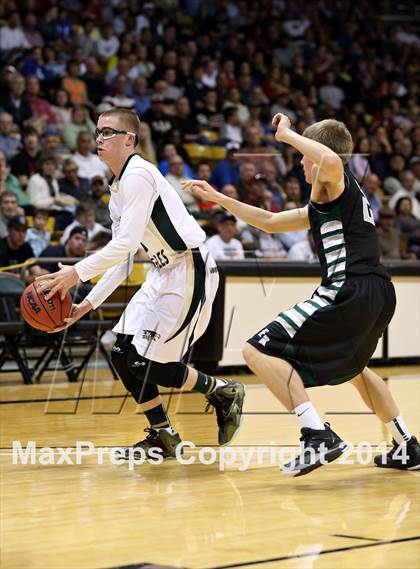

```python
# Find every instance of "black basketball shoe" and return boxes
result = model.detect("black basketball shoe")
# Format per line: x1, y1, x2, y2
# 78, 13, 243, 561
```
118, 428, 182, 461
374, 437, 420, 470
206, 381, 245, 445
281, 423, 346, 477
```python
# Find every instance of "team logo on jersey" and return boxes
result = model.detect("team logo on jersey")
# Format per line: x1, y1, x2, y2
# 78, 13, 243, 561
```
142, 330, 161, 342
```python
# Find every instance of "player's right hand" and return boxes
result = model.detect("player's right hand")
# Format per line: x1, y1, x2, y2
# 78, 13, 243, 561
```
272, 113, 291, 140
181, 179, 221, 202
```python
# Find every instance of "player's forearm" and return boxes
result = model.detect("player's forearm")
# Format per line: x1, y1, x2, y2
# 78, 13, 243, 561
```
217, 194, 275, 232
75, 236, 137, 282
279, 129, 340, 168
85, 257, 133, 309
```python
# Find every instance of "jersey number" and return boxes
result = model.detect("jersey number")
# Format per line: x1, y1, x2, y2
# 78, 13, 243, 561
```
362, 196, 375, 226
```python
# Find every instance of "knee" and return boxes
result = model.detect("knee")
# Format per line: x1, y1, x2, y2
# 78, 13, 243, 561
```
242, 342, 260, 371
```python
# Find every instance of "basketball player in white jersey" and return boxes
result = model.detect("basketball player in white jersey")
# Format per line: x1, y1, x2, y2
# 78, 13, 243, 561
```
37, 109, 245, 459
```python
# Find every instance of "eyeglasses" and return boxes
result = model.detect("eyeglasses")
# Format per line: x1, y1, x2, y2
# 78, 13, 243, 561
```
95, 127, 136, 140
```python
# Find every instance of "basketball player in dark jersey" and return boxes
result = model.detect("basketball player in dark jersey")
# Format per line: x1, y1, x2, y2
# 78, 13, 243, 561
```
183, 113, 419, 476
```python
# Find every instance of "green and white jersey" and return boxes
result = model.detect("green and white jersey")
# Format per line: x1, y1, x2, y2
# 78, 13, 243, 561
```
309, 167, 390, 287
75, 154, 206, 309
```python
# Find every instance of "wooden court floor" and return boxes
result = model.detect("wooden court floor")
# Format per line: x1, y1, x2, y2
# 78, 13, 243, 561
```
1, 365, 419, 569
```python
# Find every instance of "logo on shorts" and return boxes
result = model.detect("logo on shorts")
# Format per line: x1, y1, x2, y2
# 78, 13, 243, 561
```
132, 360, 146, 367
111, 346, 122, 353
210, 266, 218, 274
142, 330, 161, 342
258, 328, 270, 347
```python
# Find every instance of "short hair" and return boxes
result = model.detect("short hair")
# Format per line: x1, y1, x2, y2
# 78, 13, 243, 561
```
303, 120, 353, 165
76, 201, 96, 216
0, 190, 17, 203
99, 108, 140, 146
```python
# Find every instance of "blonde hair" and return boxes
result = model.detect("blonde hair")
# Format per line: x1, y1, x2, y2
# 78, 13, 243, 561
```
303, 119, 353, 164
99, 108, 141, 145
136, 122, 157, 165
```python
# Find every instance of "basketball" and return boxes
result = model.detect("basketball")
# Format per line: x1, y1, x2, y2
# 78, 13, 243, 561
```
20, 282, 73, 332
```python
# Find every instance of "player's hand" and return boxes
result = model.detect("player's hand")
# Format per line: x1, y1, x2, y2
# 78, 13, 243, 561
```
181, 179, 222, 203
47, 300, 92, 333
35, 263, 79, 300
272, 113, 291, 141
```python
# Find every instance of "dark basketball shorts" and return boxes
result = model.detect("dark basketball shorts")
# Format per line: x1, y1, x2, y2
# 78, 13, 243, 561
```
247, 275, 396, 388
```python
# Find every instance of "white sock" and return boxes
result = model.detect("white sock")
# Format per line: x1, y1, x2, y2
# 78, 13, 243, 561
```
386, 415, 412, 444
294, 401, 325, 430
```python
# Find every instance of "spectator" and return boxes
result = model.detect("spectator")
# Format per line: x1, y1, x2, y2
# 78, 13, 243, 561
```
220, 107, 243, 146
131, 76, 151, 116
394, 197, 420, 258
0, 192, 24, 238
22, 13, 44, 48
89, 176, 111, 228
223, 87, 250, 124
0, 215, 45, 283
72, 131, 110, 181
96, 23, 120, 63
25, 209, 51, 257
137, 122, 157, 165
102, 75, 136, 109
205, 212, 245, 260
142, 94, 173, 147
59, 159, 90, 201
0, 11, 30, 52
241, 125, 285, 176
51, 88, 72, 131
158, 144, 194, 177
210, 142, 241, 189
27, 155, 78, 210
389, 170, 420, 219
318, 71, 345, 110
59, 202, 111, 246
0, 112, 21, 162
0, 74, 32, 126
62, 106, 96, 151
10, 127, 42, 189
165, 154, 198, 216
172, 97, 200, 143
287, 230, 318, 262
349, 137, 371, 182
61, 60, 88, 105
363, 173, 383, 222
383, 155, 406, 195
82, 56, 106, 105
0, 151, 28, 207
377, 207, 403, 260
24, 75, 57, 130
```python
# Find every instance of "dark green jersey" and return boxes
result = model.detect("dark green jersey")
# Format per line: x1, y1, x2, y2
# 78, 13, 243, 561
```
309, 168, 389, 286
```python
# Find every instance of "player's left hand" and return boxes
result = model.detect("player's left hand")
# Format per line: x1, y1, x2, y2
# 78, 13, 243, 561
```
35, 263, 79, 300
181, 179, 221, 203
47, 300, 92, 333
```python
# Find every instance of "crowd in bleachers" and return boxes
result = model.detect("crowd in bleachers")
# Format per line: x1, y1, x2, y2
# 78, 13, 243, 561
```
0, 0, 419, 281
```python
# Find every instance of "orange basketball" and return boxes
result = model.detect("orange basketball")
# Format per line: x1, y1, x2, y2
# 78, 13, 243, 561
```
20, 282, 73, 332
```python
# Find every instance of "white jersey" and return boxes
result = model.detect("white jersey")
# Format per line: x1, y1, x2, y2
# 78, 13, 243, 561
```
75, 154, 206, 309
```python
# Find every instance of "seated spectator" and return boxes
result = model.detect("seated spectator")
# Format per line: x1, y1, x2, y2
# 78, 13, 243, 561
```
72, 131, 110, 180
201, 208, 223, 238
102, 75, 136, 110
287, 230, 318, 262
96, 23, 120, 64
62, 106, 96, 151
383, 155, 407, 195
262, 162, 284, 210
349, 137, 371, 182
22, 14, 44, 49
0, 215, 44, 283
220, 107, 243, 146
276, 200, 308, 251
27, 155, 78, 210
222, 87, 250, 124
210, 142, 240, 189
24, 75, 57, 131
196, 89, 222, 130
237, 161, 257, 203
318, 71, 345, 110
51, 88, 72, 132
0, 112, 21, 162
136, 122, 157, 165
0, 11, 30, 52
377, 207, 403, 260
394, 197, 420, 258
0, 74, 32, 126
60, 202, 111, 247
142, 94, 173, 147
10, 127, 42, 189
283, 177, 305, 207
0, 192, 24, 238
25, 208, 51, 257
206, 212, 245, 260
165, 154, 198, 216
363, 173, 383, 222
59, 158, 90, 201
131, 76, 151, 116
172, 97, 200, 143
61, 60, 88, 105
241, 125, 284, 176
82, 56, 106, 106
39, 225, 92, 299
0, 151, 28, 207
159, 144, 194, 177
89, 176, 111, 228
389, 170, 420, 219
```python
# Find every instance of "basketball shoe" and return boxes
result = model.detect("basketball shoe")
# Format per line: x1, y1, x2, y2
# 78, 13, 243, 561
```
281, 423, 346, 477
374, 436, 420, 470
206, 381, 245, 445
118, 427, 182, 461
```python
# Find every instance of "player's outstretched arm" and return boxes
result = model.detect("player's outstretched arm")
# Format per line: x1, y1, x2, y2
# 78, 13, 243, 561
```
181, 180, 309, 233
